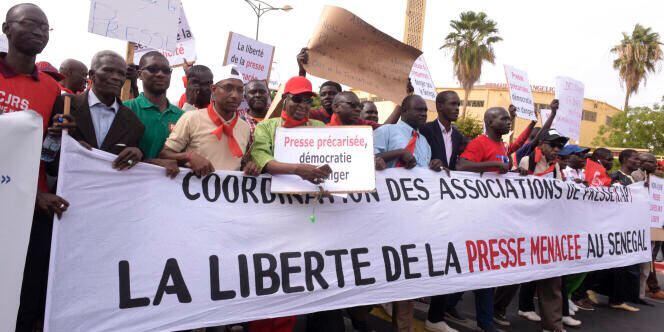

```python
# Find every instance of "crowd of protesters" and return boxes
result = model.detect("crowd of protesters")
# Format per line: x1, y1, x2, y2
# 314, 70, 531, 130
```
2, 3, 664, 332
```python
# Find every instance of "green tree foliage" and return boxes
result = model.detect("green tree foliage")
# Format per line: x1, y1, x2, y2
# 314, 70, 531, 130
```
611, 24, 663, 110
593, 103, 664, 154
441, 11, 502, 119
455, 117, 484, 139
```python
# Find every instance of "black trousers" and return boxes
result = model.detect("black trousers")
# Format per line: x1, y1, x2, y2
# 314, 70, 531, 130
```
305, 310, 345, 332
15, 209, 53, 332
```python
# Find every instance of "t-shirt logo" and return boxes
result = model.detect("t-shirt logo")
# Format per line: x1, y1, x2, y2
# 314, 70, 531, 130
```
168, 123, 176, 132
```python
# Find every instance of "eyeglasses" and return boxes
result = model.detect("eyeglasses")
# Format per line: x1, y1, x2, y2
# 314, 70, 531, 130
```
7, 19, 52, 32
141, 65, 172, 75
339, 101, 362, 109
289, 95, 313, 105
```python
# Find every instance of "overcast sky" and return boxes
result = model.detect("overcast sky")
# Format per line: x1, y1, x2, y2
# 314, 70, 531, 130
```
4, 0, 664, 109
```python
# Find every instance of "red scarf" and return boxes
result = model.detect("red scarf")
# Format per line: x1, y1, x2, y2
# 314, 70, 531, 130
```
395, 130, 418, 167
327, 113, 345, 126
281, 111, 308, 128
58, 83, 74, 94
207, 103, 243, 158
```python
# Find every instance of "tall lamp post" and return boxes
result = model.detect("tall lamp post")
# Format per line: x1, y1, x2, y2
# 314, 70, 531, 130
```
244, 0, 293, 40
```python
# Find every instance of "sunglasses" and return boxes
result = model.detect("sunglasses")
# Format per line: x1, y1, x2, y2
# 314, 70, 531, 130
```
289, 95, 313, 105
141, 65, 172, 75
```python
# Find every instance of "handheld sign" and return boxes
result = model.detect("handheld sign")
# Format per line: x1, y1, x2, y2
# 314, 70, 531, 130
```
223, 32, 275, 82
650, 176, 664, 227
88, 0, 180, 51
554, 76, 584, 141
132, 5, 195, 66
504, 65, 537, 120
272, 127, 375, 193
305, 6, 422, 104
410, 55, 437, 101
0, 34, 7, 53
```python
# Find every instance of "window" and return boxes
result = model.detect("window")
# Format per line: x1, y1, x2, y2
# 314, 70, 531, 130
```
606, 116, 613, 125
534, 103, 550, 111
582, 110, 597, 122
462, 100, 485, 107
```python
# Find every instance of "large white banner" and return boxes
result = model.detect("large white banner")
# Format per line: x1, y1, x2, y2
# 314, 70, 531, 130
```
45, 135, 650, 331
0, 111, 43, 332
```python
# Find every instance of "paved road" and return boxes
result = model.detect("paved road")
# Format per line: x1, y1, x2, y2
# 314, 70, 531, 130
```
292, 270, 664, 332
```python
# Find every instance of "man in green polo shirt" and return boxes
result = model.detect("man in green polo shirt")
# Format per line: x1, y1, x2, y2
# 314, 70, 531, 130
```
124, 51, 184, 160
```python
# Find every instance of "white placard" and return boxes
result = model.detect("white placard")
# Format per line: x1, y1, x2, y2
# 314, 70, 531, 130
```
409, 55, 437, 101
650, 176, 664, 227
0, 34, 8, 53
272, 127, 375, 193
44, 135, 651, 331
554, 76, 584, 141
132, 5, 195, 66
504, 65, 537, 120
0, 110, 43, 332
223, 32, 275, 82
88, 0, 181, 51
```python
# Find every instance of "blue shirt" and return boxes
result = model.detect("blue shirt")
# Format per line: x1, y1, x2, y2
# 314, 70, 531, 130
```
88, 90, 119, 146
373, 120, 432, 168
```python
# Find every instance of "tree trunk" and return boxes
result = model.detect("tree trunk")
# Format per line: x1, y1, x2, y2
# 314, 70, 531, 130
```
461, 88, 470, 119
624, 89, 630, 111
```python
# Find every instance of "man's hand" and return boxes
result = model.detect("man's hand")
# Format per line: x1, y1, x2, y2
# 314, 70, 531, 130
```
550, 99, 559, 113
515, 167, 529, 176
126, 64, 139, 81
297, 47, 309, 66
508, 104, 517, 119
242, 160, 260, 177
78, 140, 93, 150
496, 162, 510, 174
188, 152, 215, 177
294, 164, 331, 184
429, 159, 447, 174
112, 147, 143, 170
36, 192, 69, 218
47, 114, 77, 137
400, 150, 417, 169
182, 58, 195, 75
147, 159, 180, 178
375, 157, 387, 171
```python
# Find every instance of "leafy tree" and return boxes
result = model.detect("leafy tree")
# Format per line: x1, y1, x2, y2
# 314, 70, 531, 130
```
441, 11, 502, 119
455, 117, 483, 139
611, 24, 663, 110
593, 103, 664, 154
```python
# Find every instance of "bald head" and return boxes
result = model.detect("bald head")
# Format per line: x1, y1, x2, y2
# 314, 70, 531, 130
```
484, 107, 512, 137
3, 3, 49, 57
639, 152, 658, 173
59, 59, 88, 92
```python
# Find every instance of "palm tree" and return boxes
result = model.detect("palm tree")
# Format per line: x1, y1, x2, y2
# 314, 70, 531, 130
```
611, 24, 663, 110
441, 11, 502, 119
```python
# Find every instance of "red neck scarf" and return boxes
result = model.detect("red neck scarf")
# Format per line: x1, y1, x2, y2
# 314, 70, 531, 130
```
585, 158, 612, 186
327, 113, 345, 126
58, 83, 74, 94
207, 103, 243, 158
281, 111, 308, 128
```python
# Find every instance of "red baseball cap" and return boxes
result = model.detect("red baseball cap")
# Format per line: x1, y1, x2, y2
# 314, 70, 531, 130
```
36, 61, 65, 81
283, 76, 317, 96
